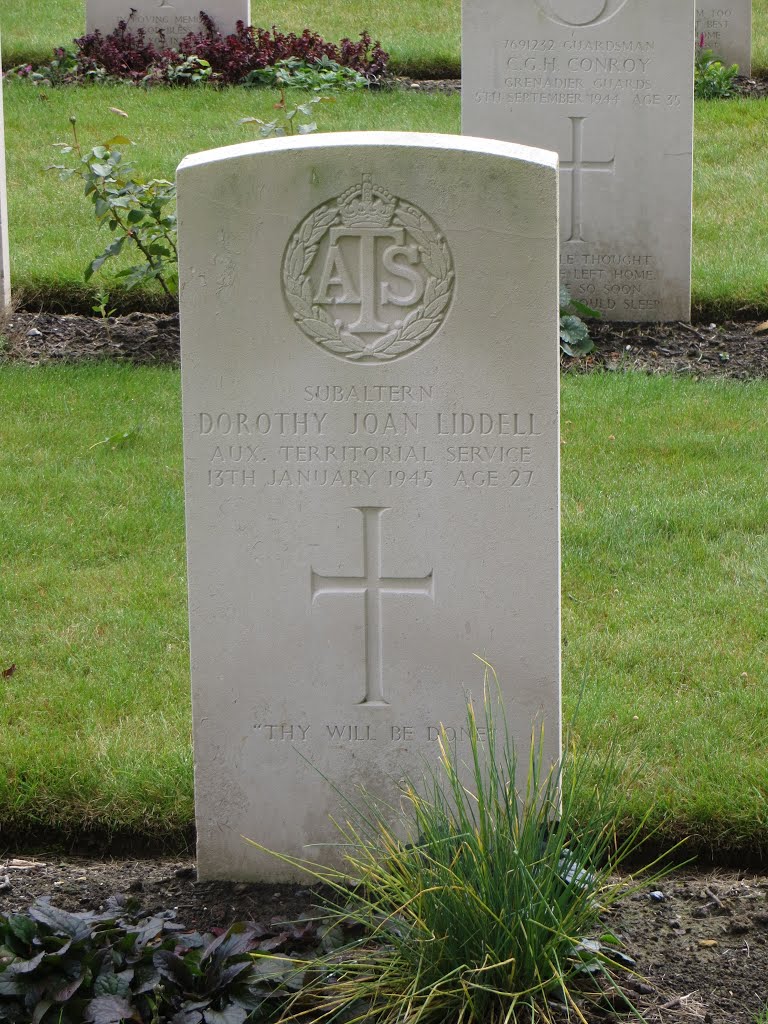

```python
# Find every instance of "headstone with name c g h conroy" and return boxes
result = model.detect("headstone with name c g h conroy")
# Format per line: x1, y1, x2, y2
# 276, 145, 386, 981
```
462, 0, 694, 322
178, 132, 561, 881
86, 0, 249, 50
696, 1, 751, 75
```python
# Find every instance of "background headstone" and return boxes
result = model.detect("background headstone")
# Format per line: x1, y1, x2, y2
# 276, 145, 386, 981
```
178, 132, 561, 881
463, 0, 694, 322
0, 45, 10, 308
86, 0, 250, 49
696, 1, 752, 74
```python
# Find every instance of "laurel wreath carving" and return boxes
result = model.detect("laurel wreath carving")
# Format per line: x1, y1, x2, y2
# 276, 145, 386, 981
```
536, 0, 628, 27
282, 199, 454, 362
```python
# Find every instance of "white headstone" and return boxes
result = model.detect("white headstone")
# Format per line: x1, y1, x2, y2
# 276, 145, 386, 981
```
86, 0, 249, 49
463, 0, 694, 322
178, 132, 561, 882
0, 46, 10, 308
696, 2, 751, 74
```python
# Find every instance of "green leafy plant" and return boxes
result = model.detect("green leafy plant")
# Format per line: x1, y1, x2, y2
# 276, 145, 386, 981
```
560, 284, 598, 357
91, 288, 117, 321
48, 116, 178, 298
238, 90, 334, 138
249, 675, 673, 1024
161, 53, 213, 86
0, 896, 279, 1023
13, 48, 85, 86
245, 55, 369, 91
48, 92, 336, 301
88, 425, 142, 450
695, 34, 739, 99
90, 285, 117, 345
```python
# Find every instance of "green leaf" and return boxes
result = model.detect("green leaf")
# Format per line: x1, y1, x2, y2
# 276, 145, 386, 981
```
203, 1006, 249, 1024
201, 922, 265, 963
85, 236, 127, 280
132, 962, 161, 995
84, 994, 136, 1023
153, 949, 196, 989
251, 955, 300, 984
88, 426, 141, 450
90, 162, 113, 178
559, 314, 594, 356
297, 123, 318, 135
568, 296, 601, 319
5, 950, 45, 975
0, 975, 24, 996
31, 999, 54, 1024
94, 971, 132, 998
7, 915, 37, 945
51, 972, 85, 1002
28, 902, 96, 943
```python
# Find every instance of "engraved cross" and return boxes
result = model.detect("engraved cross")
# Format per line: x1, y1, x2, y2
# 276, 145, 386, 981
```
560, 115, 615, 243
311, 506, 434, 706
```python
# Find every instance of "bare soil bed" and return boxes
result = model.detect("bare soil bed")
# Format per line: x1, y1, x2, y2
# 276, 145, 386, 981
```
3, 310, 768, 378
1, 854, 768, 1022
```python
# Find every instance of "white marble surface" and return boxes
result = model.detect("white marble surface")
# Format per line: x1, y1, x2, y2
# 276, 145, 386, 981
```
178, 132, 562, 881
86, 0, 249, 48
696, 1, 752, 74
0, 46, 10, 307
463, 0, 695, 322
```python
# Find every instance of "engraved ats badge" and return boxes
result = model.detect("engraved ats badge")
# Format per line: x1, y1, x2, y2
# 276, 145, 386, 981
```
534, 0, 630, 26
282, 174, 455, 363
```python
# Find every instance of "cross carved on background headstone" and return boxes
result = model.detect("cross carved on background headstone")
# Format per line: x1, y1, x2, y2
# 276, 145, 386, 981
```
560, 116, 615, 244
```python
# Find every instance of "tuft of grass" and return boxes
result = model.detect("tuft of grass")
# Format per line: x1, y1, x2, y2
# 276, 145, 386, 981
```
249, 678, 667, 1024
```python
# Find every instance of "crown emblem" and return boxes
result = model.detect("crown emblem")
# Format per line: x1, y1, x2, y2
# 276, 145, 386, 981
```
337, 174, 396, 228
283, 177, 455, 363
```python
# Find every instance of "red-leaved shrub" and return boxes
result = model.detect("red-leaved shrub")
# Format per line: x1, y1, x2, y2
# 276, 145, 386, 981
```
71, 11, 389, 84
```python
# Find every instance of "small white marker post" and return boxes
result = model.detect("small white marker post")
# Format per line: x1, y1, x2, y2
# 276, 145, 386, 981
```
0, 42, 11, 307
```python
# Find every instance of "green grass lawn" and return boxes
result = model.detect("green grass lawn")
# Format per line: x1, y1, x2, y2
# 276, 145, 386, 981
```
4, 80, 768, 316
0, 366, 766, 856
2, 0, 768, 74
0, 364, 192, 841
4, 83, 461, 311
1, 0, 767, 860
